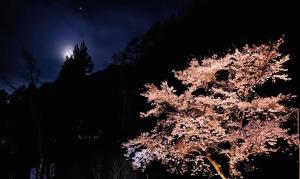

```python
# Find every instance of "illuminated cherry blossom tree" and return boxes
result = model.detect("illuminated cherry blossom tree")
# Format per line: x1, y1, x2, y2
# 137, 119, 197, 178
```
123, 38, 299, 178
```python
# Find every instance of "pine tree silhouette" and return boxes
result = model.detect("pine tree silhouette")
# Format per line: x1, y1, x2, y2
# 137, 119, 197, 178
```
57, 41, 93, 83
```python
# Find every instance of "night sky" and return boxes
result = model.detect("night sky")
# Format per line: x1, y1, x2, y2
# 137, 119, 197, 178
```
0, 0, 191, 90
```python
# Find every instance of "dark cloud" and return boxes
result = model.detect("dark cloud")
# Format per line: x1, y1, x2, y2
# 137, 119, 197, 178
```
0, 0, 190, 90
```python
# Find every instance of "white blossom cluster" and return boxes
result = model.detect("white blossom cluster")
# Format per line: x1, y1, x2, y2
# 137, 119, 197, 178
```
123, 38, 299, 178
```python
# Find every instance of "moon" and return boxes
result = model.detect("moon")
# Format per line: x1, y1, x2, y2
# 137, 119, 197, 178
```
61, 46, 74, 59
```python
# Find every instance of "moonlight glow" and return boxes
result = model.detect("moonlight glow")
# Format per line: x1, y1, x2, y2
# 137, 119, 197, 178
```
61, 46, 74, 59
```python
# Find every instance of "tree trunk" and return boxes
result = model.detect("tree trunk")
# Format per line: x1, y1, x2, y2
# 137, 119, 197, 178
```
206, 156, 227, 179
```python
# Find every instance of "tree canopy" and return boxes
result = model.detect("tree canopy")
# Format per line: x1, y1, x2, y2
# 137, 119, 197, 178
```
123, 38, 299, 178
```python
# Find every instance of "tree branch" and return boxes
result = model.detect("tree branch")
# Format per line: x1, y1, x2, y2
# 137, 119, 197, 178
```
206, 156, 227, 179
